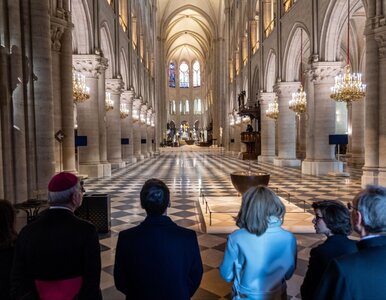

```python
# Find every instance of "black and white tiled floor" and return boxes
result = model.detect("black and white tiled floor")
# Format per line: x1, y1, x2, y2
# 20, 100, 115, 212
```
83, 147, 362, 299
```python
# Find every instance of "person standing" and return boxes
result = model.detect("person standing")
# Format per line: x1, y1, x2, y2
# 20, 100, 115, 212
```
300, 200, 357, 300
219, 186, 297, 300
315, 185, 386, 300
0, 200, 18, 300
11, 172, 102, 300
114, 178, 203, 300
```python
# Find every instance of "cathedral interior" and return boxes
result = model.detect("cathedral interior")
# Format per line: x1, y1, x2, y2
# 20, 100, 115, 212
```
1, 0, 385, 299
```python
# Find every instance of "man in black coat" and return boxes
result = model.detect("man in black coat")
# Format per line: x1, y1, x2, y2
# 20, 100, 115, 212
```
301, 200, 357, 300
11, 172, 102, 300
315, 185, 386, 300
114, 178, 203, 300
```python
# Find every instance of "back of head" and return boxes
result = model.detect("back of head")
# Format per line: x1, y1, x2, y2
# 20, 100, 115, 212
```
140, 178, 170, 216
236, 186, 285, 236
0, 199, 17, 249
312, 200, 352, 235
48, 172, 80, 206
355, 185, 386, 234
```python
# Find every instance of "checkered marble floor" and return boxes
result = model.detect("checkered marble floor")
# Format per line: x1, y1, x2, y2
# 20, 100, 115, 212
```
83, 146, 363, 300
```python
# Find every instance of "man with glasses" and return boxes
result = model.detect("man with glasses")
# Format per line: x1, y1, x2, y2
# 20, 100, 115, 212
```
315, 185, 386, 299
301, 200, 356, 300
11, 172, 102, 299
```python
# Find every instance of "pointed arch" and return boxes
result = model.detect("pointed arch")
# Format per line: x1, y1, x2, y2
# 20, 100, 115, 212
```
120, 48, 128, 90
265, 49, 276, 92
71, 0, 93, 54
100, 22, 115, 78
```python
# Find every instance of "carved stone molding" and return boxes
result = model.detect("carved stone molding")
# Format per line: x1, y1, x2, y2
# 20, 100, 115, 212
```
106, 78, 124, 94
308, 61, 342, 83
375, 29, 386, 59
73, 55, 109, 78
50, 17, 66, 51
132, 98, 142, 110
121, 90, 135, 104
273, 82, 300, 97
259, 92, 276, 105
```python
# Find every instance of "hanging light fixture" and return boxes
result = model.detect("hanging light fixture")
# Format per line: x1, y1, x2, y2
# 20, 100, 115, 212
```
289, 28, 307, 115
105, 92, 114, 111
120, 103, 129, 119
330, 0, 366, 103
266, 95, 279, 120
73, 69, 90, 104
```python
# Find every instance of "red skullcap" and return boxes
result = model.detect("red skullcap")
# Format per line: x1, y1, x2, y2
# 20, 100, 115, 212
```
48, 172, 78, 192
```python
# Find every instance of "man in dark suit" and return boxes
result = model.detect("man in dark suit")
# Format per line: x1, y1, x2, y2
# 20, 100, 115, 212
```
315, 185, 386, 300
114, 178, 203, 300
301, 200, 357, 300
11, 172, 102, 300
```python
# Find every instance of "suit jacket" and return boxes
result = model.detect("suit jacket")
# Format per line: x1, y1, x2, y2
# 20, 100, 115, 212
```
300, 235, 357, 300
10, 208, 102, 300
315, 235, 386, 300
219, 218, 297, 299
114, 215, 203, 300
0, 246, 14, 300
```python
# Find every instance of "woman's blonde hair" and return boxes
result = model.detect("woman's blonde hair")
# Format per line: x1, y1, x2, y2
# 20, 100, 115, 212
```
236, 186, 285, 236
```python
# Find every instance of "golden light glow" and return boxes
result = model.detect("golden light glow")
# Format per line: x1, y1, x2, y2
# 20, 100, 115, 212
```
330, 65, 366, 103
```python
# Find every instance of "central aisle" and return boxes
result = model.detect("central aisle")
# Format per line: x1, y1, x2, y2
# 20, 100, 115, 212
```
85, 147, 362, 300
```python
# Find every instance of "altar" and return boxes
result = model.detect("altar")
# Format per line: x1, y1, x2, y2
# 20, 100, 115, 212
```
198, 194, 314, 234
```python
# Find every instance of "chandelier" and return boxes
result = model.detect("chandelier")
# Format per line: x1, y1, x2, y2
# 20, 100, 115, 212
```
73, 69, 90, 104
330, 0, 365, 103
266, 96, 279, 120
105, 92, 114, 111
289, 28, 307, 115
120, 103, 129, 119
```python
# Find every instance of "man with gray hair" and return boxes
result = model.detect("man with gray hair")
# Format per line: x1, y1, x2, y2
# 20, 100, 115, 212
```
315, 185, 386, 299
11, 172, 102, 300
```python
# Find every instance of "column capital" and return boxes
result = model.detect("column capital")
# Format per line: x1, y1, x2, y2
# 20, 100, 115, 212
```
106, 78, 124, 94
73, 55, 109, 78
273, 82, 300, 97
308, 61, 342, 83
50, 17, 67, 51
375, 29, 386, 59
259, 92, 276, 103
121, 90, 135, 102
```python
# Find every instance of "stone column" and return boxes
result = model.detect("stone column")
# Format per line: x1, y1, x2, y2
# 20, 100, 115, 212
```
121, 90, 135, 163
362, 23, 381, 185
140, 104, 149, 157
146, 109, 153, 155
258, 92, 276, 163
97, 59, 111, 177
302, 62, 343, 175
132, 98, 143, 160
348, 100, 364, 166
273, 82, 301, 167
376, 30, 386, 186
57, 12, 76, 173
106, 78, 125, 169
31, 0, 56, 190
73, 55, 110, 178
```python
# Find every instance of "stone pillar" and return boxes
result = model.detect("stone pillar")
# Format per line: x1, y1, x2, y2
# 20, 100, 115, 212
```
57, 12, 76, 173
273, 82, 301, 167
106, 78, 125, 169
132, 98, 143, 160
302, 62, 343, 175
121, 90, 135, 163
31, 0, 56, 189
73, 55, 110, 178
146, 110, 154, 155
258, 92, 276, 163
376, 30, 386, 186
348, 100, 364, 166
362, 24, 381, 185
140, 104, 148, 157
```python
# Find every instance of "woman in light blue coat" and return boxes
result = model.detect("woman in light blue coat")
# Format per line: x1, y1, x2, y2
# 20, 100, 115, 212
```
219, 186, 297, 300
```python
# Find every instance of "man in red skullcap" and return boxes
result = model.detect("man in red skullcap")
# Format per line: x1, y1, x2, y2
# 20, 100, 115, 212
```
10, 172, 102, 300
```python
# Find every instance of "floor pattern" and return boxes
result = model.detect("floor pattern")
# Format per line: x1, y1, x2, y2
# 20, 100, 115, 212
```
81, 146, 363, 300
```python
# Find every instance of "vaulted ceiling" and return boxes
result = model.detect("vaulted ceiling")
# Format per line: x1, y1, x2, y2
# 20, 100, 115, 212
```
156, 0, 225, 63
